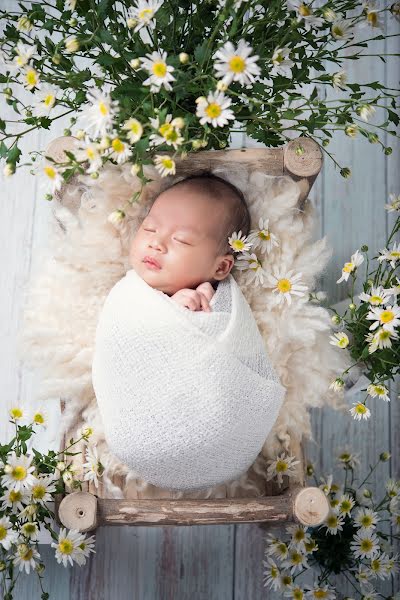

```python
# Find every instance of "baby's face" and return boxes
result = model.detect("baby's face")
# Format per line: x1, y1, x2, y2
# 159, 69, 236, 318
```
129, 186, 232, 296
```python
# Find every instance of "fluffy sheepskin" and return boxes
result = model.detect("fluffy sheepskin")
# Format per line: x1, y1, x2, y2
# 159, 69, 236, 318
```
17, 158, 351, 499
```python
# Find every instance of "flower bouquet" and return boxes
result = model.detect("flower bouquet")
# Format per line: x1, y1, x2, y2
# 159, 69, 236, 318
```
0, 406, 102, 600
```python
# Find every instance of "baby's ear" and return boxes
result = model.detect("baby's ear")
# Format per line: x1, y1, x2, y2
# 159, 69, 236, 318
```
214, 254, 235, 280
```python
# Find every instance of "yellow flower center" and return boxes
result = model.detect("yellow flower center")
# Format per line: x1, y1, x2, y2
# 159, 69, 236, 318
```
232, 239, 245, 251
44, 166, 56, 179
139, 8, 154, 20
159, 123, 173, 137
26, 69, 38, 85
277, 278, 292, 293
367, 11, 378, 26
294, 590, 304, 600
12, 466, 27, 481
86, 147, 96, 160
360, 539, 373, 552
161, 158, 174, 169
343, 261, 354, 273
152, 61, 167, 78
299, 4, 311, 16
373, 385, 386, 395
9, 490, 21, 502
294, 529, 305, 542
33, 412, 44, 424
10, 408, 23, 419
389, 251, 400, 258
378, 329, 391, 340
340, 500, 352, 512
59, 539, 74, 554
112, 138, 125, 153
314, 591, 329, 599
205, 103, 222, 118
327, 515, 338, 527
291, 551, 303, 564
21, 547, 34, 561
274, 52, 284, 64
277, 542, 287, 554
98, 101, 109, 116
281, 574, 292, 585
361, 515, 373, 527
32, 485, 46, 500
0, 527, 7, 540
332, 24, 344, 36
381, 310, 394, 323
44, 94, 55, 107
355, 403, 368, 415
23, 523, 36, 535
270, 566, 278, 577
275, 460, 288, 473
370, 295, 383, 304
16, 56, 26, 66
129, 121, 142, 134
338, 336, 348, 348
259, 230, 270, 240
229, 55, 246, 73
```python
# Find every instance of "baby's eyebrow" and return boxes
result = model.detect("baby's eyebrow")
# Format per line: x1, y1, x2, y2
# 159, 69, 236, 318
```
144, 215, 202, 236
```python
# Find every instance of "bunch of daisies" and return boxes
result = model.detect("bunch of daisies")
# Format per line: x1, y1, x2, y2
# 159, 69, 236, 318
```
0, 406, 102, 599
227, 217, 309, 306
0, 0, 399, 204
263, 448, 400, 599
328, 194, 400, 422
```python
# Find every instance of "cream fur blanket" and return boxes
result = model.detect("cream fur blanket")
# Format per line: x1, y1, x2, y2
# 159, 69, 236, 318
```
92, 267, 286, 491
17, 158, 351, 498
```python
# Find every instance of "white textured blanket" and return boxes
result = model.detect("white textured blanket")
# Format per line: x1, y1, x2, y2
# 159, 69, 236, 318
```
92, 268, 286, 491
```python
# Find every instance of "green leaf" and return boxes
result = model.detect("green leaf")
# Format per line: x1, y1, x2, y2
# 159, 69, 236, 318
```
387, 109, 399, 126
8, 145, 22, 164
0, 119, 5, 132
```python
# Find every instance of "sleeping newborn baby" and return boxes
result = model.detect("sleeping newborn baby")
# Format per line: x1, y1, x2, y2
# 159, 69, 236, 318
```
92, 172, 287, 491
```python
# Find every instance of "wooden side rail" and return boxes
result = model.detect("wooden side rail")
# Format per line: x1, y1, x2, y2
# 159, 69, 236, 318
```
55, 485, 329, 532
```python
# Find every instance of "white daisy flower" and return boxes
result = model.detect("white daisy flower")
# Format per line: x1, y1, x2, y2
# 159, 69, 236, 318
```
121, 117, 144, 144
336, 249, 364, 283
16, 16, 33, 32
0, 488, 30, 513
350, 402, 371, 421
319, 474, 335, 495
51, 528, 87, 567
265, 268, 308, 306
266, 453, 300, 486
74, 136, 103, 173
78, 85, 119, 139
141, 50, 176, 93
337, 492, 355, 515
329, 331, 350, 349
18, 502, 38, 522
1, 452, 36, 492
390, 511, 400, 531
228, 230, 252, 253
359, 285, 393, 305
265, 535, 289, 559
323, 510, 345, 535
108, 209, 126, 227
0, 516, 19, 550
247, 217, 279, 254
366, 304, 400, 333
358, 0, 384, 30
280, 572, 294, 589
387, 277, 400, 297
368, 552, 392, 580
338, 449, 360, 469
356, 487, 373, 507
366, 382, 390, 401
270, 46, 295, 78
281, 549, 309, 574
149, 114, 184, 150
153, 154, 176, 177
9, 405, 26, 422
384, 192, 400, 212
353, 507, 379, 530
331, 19, 354, 39
213, 39, 261, 87
234, 251, 268, 286
262, 557, 282, 591
195, 90, 235, 128
23, 66, 40, 90
13, 542, 41, 574
286, 524, 312, 553
32, 84, 59, 117
30, 475, 57, 505
284, 585, 306, 599
365, 327, 398, 353
332, 70, 348, 91
383, 552, 400, 577
31, 407, 48, 428
329, 377, 345, 392
13, 41, 37, 68
377, 241, 400, 269
385, 478, 400, 499
127, 0, 163, 32
357, 103, 376, 122
351, 530, 380, 559
108, 136, 133, 165
287, 1, 324, 30
73, 532, 96, 565
21, 521, 39, 541
354, 565, 375, 593
64, 35, 79, 53
83, 444, 104, 489
40, 163, 64, 195
304, 584, 336, 599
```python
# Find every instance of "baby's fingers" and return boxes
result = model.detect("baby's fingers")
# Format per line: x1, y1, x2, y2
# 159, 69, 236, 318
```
198, 292, 212, 312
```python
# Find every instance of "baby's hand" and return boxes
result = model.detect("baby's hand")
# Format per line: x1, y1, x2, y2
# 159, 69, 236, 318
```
171, 283, 215, 312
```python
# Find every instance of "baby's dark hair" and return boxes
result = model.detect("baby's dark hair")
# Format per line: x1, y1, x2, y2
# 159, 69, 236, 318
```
157, 171, 251, 255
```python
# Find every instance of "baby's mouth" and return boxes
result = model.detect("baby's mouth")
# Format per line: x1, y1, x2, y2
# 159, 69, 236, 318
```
143, 256, 162, 270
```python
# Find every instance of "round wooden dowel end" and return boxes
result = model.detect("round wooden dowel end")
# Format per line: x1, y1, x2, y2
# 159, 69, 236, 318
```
284, 138, 323, 178
58, 492, 97, 532
44, 135, 79, 164
293, 486, 329, 526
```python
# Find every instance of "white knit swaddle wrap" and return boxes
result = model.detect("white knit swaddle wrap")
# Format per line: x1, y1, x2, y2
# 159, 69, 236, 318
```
92, 268, 286, 491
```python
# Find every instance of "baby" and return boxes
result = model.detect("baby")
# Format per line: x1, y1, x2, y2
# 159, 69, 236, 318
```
129, 172, 251, 312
